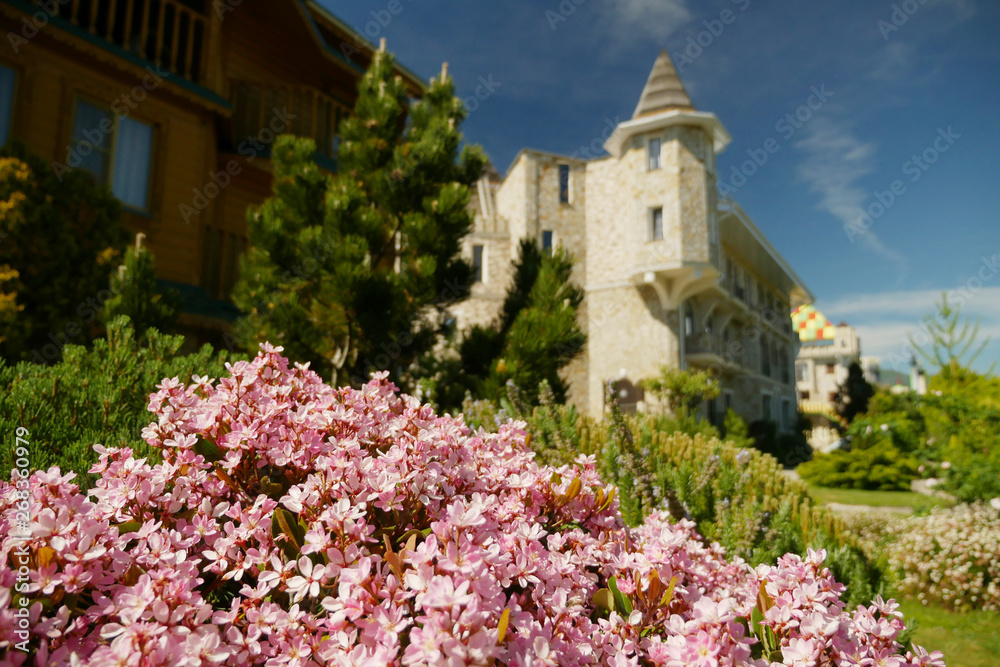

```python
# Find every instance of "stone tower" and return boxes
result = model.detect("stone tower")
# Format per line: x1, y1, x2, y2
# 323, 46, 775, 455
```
455, 51, 808, 427
580, 50, 731, 415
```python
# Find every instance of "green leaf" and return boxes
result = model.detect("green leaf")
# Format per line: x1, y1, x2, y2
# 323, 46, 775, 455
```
115, 520, 142, 535
592, 588, 614, 613
608, 576, 632, 615
194, 437, 224, 463
271, 508, 305, 561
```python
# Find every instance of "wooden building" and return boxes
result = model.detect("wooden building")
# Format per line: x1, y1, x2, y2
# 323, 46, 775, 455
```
0, 0, 423, 342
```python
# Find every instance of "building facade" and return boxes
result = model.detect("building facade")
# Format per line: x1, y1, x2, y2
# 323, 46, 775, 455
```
0, 0, 422, 343
453, 51, 812, 426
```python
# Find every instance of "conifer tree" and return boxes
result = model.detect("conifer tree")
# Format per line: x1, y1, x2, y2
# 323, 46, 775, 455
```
834, 361, 875, 427
422, 239, 585, 410
233, 49, 485, 386
103, 234, 180, 339
911, 292, 995, 379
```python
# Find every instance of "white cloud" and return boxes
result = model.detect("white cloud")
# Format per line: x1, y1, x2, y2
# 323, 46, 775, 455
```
815, 286, 1000, 372
598, 0, 691, 41
794, 117, 909, 280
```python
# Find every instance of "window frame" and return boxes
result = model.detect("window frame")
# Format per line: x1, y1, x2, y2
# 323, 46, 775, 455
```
71, 95, 156, 213
558, 164, 571, 204
541, 230, 554, 255
650, 206, 664, 241
647, 136, 661, 171
471, 244, 485, 283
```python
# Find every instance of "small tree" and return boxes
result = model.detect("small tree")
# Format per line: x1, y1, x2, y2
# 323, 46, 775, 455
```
641, 366, 720, 416
233, 50, 485, 387
0, 143, 128, 361
423, 239, 586, 411
102, 234, 180, 339
482, 243, 585, 405
834, 361, 875, 427
911, 292, 994, 380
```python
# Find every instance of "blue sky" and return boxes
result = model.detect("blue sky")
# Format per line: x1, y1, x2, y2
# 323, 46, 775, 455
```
322, 0, 1000, 374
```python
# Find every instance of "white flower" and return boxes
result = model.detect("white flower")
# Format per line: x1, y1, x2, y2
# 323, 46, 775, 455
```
941, 461, 951, 470
990, 498, 1000, 511
880, 424, 889, 432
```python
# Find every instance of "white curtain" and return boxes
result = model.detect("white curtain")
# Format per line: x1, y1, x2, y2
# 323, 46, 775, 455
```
112, 116, 154, 210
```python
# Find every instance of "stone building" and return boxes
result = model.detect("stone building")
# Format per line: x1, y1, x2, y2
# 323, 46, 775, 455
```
792, 305, 861, 449
451, 51, 811, 427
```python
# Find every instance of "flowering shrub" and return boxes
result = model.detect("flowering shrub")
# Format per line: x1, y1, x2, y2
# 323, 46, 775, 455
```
0, 345, 945, 665
886, 503, 1000, 613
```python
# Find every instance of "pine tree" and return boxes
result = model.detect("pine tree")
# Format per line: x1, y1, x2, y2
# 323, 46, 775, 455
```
233, 49, 485, 386
417, 239, 585, 411
483, 243, 585, 405
834, 361, 875, 426
103, 234, 180, 339
911, 292, 994, 379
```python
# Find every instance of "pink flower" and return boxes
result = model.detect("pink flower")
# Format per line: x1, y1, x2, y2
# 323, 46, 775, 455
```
286, 556, 328, 601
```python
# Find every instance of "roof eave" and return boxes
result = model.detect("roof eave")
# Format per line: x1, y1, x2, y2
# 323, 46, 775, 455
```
718, 199, 814, 306
604, 110, 731, 157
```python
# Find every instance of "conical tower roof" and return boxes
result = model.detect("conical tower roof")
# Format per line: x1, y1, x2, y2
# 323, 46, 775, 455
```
632, 50, 694, 119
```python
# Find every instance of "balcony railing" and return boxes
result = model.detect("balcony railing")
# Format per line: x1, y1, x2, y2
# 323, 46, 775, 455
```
41, 0, 209, 83
231, 80, 350, 161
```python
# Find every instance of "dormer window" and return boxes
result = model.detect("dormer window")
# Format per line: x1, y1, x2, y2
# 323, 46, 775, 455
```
650, 207, 663, 240
648, 138, 661, 170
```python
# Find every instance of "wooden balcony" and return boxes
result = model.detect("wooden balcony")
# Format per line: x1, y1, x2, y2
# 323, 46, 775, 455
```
231, 80, 350, 163
39, 0, 209, 83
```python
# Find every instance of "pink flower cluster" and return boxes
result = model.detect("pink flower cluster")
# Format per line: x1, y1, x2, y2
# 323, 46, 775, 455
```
0, 345, 945, 666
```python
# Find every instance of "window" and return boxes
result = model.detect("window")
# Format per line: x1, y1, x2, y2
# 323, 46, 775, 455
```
0, 64, 15, 146
648, 137, 661, 170
782, 400, 791, 429
541, 230, 553, 255
558, 164, 570, 203
651, 207, 663, 240
684, 303, 695, 337
796, 362, 808, 382
761, 339, 771, 376
800, 390, 810, 400
707, 396, 718, 427
472, 244, 484, 283
724, 392, 732, 414
762, 395, 772, 422
72, 99, 154, 211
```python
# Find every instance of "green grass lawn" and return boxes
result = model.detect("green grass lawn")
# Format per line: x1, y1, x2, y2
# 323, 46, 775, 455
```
806, 483, 950, 509
899, 598, 1000, 667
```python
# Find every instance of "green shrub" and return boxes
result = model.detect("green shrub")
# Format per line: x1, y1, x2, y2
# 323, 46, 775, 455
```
0, 316, 240, 487
798, 440, 919, 491
0, 142, 128, 361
